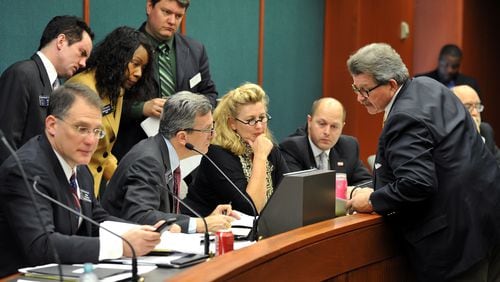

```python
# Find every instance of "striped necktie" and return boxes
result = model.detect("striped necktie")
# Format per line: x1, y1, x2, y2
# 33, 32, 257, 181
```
69, 172, 81, 212
158, 43, 176, 97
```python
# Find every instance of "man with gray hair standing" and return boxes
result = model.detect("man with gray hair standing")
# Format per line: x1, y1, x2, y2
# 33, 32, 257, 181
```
346, 43, 500, 281
101, 91, 237, 234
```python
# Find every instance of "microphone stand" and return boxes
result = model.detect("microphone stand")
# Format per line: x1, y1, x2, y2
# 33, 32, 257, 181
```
185, 143, 259, 241
0, 131, 63, 281
160, 185, 210, 255
32, 177, 140, 282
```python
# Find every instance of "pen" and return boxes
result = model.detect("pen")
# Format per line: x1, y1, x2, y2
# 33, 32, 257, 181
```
222, 201, 232, 215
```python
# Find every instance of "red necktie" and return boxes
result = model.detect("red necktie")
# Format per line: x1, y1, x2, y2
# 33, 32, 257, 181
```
69, 172, 81, 212
173, 167, 181, 213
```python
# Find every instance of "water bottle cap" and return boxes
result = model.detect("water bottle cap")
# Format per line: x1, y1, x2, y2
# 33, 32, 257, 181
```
83, 263, 94, 273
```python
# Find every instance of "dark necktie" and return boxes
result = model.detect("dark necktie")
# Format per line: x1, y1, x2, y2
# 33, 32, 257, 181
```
173, 167, 181, 213
158, 43, 176, 97
69, 172, 81, 212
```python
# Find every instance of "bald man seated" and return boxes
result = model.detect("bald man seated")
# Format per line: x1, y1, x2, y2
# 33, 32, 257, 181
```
279, 97, 372, 192
452, 85, 500, 166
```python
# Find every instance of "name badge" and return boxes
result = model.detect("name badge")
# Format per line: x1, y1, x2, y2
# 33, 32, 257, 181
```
102, 104, 114, 116
80, 190, 92, 203
165, 170, 173, 183
39, 96, 50, 107
189, 72, 202, 89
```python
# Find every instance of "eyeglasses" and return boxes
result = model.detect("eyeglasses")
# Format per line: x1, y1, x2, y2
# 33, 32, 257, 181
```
182, 122, 215, 136
351, 83, 384, 98
463, 103, 484, 113
56, 117, 106, 139
235, 113, 271, 126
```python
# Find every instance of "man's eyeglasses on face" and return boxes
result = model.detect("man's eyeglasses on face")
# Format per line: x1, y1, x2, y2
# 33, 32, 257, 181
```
351, 83, 384, 98
464, 103, 484, 113
182, 122, 216, 136
235, 113, 272, 126
56, 117, 105, 139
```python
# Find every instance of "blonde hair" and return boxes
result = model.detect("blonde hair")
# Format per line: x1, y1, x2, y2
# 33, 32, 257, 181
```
213, 83, 274, 155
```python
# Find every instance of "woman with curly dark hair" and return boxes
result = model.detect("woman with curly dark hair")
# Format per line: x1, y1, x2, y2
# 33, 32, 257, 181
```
67, 26, 155, 196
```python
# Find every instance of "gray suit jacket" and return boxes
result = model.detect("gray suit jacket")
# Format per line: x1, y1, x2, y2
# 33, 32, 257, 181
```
0, 54, 52, 164
101, 134, 189, 231
0, 134, 116, 277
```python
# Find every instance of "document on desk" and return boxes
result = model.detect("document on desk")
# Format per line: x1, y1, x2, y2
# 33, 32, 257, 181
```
231, 211, 256, 237
19, 263, 156, 282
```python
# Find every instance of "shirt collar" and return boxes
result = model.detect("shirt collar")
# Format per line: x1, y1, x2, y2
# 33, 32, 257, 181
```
308, 136, 331, 158
384, 84, 404, 122
37, 51, 58, 86
162, 136, 180, 171
52, 148, 75, 181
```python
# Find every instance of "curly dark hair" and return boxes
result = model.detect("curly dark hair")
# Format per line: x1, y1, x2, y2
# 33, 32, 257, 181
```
84, 26, 155, 109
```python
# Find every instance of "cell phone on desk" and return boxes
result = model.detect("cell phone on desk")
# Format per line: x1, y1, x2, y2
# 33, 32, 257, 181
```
155, 217, 177, 233
170, 253, 209, 267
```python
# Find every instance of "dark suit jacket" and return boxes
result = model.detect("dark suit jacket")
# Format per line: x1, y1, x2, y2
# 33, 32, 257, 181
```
415, 69, 480, 94
480, 122, 500, 167
101, 134, 189, 231
0, 134, 116, 277
279, 134, 372, 186
112, 25, 218, 161
371, 77, 500, 280
0, 54, 52, 164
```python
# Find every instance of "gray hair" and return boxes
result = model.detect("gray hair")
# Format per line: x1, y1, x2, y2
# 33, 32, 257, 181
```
347, 43, 409, 85
159, 91, 212, 139
47, 83, 102, 118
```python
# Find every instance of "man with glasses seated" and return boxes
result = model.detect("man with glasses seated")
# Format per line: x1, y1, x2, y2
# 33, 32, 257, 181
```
0, 84, 163, 277
452, 85, 500, 166
100, 91, 238, 233
182, 83, 289, 216
280, 98, 373, 196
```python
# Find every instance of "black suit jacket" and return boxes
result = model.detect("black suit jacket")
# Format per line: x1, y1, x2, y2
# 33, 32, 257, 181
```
415, 69, 480, 94
112, 26, 218, 161
0, 134, 116, 277
279, 134, 372, 186
0, 54, 52, 164
480, 122, 500, 167
371, 77, 500, 280
101, 134, 189, 231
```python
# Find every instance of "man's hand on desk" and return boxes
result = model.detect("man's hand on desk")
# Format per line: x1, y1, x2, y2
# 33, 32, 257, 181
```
122, 224, 162, 257
194, 205, 241, 233
346, 188, 374, 214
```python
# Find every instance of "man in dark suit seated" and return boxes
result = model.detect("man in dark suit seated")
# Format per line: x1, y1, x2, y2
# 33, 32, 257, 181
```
415, 44, 480, 94
346, 43, 500, 281
101, 92, 237, 234
452, 85, 500, 166
0, 84, 162, 278
279, 97, 372, 192
0, 16, 94, 165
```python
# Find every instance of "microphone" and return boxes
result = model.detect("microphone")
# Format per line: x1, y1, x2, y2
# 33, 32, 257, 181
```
0, 130, 63, 281
185, 143, 259, 241
32, 176, 140, 282
160, 185, 210, 255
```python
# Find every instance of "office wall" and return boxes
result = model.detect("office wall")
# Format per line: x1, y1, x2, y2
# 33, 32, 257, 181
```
0, 0, 324, 142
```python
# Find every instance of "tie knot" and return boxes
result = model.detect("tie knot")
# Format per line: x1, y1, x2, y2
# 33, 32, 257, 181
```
69, 172, 77, 189
158, 43, 169, 54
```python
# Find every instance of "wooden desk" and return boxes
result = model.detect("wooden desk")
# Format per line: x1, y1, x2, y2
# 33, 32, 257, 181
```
170, 213, 415, 281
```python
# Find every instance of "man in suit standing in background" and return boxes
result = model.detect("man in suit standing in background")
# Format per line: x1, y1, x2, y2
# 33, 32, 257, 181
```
113, 0, 218, 161
279, 97, 372, 189
0, 83, 162, 277
346, 43, 500, 281
0, 15, 94, 164
451, 85, 500, 167
415, 44, 480, 94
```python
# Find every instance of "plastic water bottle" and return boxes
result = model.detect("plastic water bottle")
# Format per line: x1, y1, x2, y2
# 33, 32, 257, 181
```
79, 263, 98, 282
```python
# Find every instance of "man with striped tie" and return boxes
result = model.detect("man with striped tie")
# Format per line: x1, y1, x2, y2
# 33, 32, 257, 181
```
113, 0, 218, 161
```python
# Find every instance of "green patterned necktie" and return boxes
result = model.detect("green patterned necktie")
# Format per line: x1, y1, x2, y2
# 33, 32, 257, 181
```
158, 43, 175, 97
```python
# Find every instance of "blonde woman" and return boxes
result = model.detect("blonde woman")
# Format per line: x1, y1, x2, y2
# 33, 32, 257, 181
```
183, 83, 289, 216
